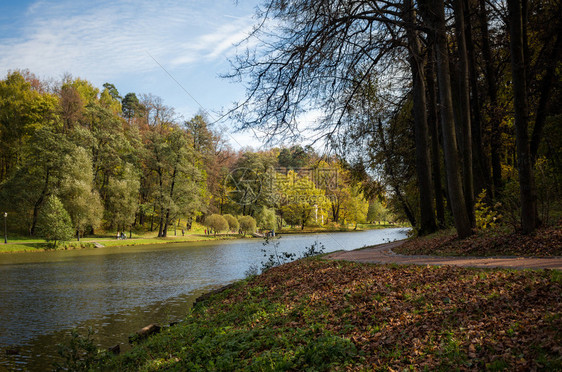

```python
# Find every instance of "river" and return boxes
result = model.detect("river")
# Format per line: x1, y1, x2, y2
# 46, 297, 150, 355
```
0, 228, 409, 370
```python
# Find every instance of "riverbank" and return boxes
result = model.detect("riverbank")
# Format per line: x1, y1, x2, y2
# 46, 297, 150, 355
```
95, 256, 560, 371
0, 223, 400, 254
0, 233, 241, 253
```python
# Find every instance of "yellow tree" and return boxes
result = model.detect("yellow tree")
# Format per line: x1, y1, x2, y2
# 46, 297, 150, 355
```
276, 170, 328, 229
340, 186, 369, 230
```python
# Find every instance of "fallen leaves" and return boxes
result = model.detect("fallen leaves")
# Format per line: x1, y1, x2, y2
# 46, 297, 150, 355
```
196, 258, 562, 370
394, 221, 562, 257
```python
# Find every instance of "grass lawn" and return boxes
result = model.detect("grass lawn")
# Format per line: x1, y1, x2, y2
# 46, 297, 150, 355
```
95, 258, 561, 371
0, 228, 245, 253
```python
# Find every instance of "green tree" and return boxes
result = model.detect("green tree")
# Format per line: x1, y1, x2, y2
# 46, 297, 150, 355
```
59, 147, 103, 240
277, 145, 314, 169
100, 84, 122, 114
227, 151, 277, 216
340, 187, 369, 229
223, 214, 239, 232
102, 83, 121, 101
238, 215, 257, 236
145, 127, 206, 237
204, 214, 228, 236
0, 71, 59, 181
367, 200, 387, 224
106, 163, 139, 234
276, 170, 327, 230
255, 206, 277, 230
121, 92, 141, 122
37, 195, 74, 247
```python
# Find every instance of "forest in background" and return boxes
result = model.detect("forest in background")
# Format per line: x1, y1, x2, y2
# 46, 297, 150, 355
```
0, 71, 389, 242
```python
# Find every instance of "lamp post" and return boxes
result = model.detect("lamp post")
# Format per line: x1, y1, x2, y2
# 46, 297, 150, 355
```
3, 212, 6, 244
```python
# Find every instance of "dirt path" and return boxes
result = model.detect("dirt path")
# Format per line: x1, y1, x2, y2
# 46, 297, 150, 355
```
326, 240, 562, 270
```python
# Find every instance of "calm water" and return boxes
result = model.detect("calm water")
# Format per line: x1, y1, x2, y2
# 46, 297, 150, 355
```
0, 228, 408, 370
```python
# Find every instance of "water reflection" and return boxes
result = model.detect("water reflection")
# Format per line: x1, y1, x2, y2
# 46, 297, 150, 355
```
0, 228, 408, 370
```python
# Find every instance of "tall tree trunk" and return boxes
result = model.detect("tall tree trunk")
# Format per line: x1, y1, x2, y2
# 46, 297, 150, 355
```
453, 0, 475, 227
507, 0, 537, 233
162, 210, 170, 237
530, 29, 561, 163
30, 170, 50, 236
421, 0, 472, 238
464, 0, 491, 196
158, 212, 165, 237
162, 159, 179, 238
426, 49, 446, 227
157, 167, 165, 237
404, 0, 437, 235
478, 0, 502, 197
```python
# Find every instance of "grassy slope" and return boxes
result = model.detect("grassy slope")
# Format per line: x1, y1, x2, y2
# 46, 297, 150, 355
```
103, 257, 561, 371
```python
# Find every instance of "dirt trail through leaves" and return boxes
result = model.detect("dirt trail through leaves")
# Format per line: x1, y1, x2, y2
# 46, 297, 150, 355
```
327, 241, 562, 270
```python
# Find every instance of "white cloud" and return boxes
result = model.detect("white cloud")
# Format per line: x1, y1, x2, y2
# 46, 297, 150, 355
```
170, 17, 254, 67
0, 0, 255, 83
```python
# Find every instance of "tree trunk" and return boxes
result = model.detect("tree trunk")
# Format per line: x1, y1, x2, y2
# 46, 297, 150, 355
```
530, 29, 561, 163
421, 0, 472, 238
507, 0, 537, 233
453, 0, 475, 227
426, 49, 446, 227
158, 211, 165, 237
464, 0, 491, 196
404, 0, 437, 235
30, 170, 50, 236
478, 0, 502, 197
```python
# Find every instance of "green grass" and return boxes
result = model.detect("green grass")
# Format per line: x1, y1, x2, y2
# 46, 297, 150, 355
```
0, 231, 246, 253
78, 259, 561, 371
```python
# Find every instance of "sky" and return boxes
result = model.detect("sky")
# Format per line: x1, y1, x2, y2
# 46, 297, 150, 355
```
0, 0, 268, 149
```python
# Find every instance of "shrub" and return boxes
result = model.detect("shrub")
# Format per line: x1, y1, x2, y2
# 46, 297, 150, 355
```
204, 214, 229, 235
475, 189, 502, 230
223, 214, 239, 232
238, 215, 257, 236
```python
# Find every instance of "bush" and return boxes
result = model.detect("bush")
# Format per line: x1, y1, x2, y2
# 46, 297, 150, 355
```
204, 214, 229, 235
475, 189, 502, 230
238, 215, 257, 236
223, 214, 239, 232
53, 328, 108, 371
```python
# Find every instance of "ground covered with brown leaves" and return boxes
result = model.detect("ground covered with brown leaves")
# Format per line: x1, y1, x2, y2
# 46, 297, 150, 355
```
394, 223, 562, 257
107, 258, 562, 371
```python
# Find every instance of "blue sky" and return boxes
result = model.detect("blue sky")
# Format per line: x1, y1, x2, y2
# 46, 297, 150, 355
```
0, 0, 266, 148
